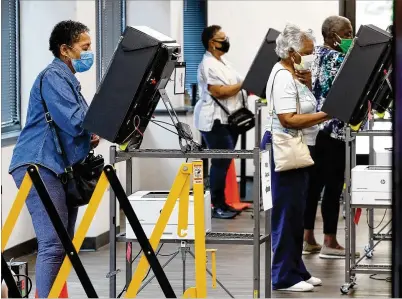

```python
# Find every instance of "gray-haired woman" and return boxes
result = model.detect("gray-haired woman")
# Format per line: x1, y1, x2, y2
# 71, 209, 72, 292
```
260, 24, 328, 292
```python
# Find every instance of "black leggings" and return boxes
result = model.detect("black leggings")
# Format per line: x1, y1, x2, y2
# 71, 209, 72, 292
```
304, 131, 346, 234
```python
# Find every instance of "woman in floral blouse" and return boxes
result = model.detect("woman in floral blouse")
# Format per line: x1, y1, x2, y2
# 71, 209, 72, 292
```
303, 16, 360, 259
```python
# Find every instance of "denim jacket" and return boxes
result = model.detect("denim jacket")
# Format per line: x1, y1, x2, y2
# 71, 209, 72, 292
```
9, 58, 91, 175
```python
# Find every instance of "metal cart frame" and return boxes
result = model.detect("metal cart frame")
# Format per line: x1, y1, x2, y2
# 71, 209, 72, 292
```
108, 99, 272, 298
341, 126, 392, 294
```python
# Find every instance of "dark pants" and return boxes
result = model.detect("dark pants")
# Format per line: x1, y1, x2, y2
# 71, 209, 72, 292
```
261, 131, 312, 289
201, 120, 238, 209
304, 130, 346, 234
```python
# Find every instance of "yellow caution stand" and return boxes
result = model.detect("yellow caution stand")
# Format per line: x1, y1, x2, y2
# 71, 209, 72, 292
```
2, 165, 177, 298
126, 160, 213, 298
2, 161, 214, 298
2, 166, 99, 298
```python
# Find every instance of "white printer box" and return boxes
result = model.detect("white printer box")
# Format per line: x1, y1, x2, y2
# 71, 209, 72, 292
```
351, 165, 392, 206
374, 147, 392, 166
126, 190, 212, 240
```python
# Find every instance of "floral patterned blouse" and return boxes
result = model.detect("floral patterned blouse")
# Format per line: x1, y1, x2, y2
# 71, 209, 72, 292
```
311, 45, 346, 141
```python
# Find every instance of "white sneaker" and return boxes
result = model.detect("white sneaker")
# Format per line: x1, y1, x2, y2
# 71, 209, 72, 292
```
306, 276, 322, 286
277, 281, 314, 292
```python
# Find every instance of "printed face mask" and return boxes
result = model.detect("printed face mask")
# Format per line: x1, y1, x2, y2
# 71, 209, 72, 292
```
70, 49, 94, 73
293, 52, 315, 71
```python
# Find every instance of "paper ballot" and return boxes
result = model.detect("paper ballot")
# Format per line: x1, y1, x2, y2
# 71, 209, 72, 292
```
260, 150, 273, 211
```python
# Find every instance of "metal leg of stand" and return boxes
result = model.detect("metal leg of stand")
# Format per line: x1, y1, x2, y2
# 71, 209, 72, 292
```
137, 251, 180, 295
240, 133, 247, 198
263, 142, 272, 298
188, 251, 235, 298
110, 146, 117, 298
253, 99, 262, 297
344, 128, 352, 284
126, 159, 133, 290
265, 209, 271, 298
181, 242, 187, 294
369, 209, 375, 249
368, 119, 375, 250
351, 137, 357, 266
137, 242, 191, 295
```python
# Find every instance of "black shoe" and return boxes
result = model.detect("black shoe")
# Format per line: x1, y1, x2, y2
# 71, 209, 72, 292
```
223, 205, 242, 215
212, 208, 237, 219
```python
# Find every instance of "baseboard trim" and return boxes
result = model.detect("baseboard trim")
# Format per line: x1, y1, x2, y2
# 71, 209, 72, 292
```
3, 238, 38, 261
3, 226, 121, 258
81, 226, 121, 251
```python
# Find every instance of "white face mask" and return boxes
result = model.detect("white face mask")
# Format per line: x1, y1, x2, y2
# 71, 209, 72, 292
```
293, 52, 315, 71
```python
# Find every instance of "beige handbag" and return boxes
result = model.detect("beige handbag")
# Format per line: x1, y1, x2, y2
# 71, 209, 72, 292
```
269, 69, 314, 172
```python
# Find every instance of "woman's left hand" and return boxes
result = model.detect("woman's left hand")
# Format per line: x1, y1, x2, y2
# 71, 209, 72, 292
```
91, 134, 100, 148
295, 70, 312, 89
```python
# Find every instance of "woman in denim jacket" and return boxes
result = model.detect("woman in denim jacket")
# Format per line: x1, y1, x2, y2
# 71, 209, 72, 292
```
9, 20, 99, 297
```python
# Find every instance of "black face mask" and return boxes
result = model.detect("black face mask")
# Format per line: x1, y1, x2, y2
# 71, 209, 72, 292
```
216, 39, 230, 53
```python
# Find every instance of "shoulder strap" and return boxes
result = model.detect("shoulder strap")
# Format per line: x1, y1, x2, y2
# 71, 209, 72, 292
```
240, 90, 247, 107
269, 69, 288, 131
210, 88, 248, 115
39, 69, 72, 171
210, 94, 231, 115
269, 68, 302, 132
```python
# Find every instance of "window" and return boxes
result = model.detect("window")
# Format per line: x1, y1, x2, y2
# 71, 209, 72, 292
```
1, 0, 21, 134
183, 0, 207, 102
96, 0, 125, 85
356, 0, 393, 31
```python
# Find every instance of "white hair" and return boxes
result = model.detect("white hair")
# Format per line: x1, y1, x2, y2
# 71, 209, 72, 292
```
275, 24, 315, 59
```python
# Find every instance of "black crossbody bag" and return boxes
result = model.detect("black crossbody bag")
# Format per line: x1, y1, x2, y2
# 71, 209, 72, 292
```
210, 90, 255, 135
39, 70, 105, 207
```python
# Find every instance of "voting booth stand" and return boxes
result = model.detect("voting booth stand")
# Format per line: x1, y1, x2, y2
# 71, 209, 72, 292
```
108, 99, 272, 299
341, 120, 392, 295
0, 101, 272, 298
319, 24, 393, 295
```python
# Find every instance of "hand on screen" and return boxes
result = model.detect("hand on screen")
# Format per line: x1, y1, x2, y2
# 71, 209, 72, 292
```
91, 134, 100, 149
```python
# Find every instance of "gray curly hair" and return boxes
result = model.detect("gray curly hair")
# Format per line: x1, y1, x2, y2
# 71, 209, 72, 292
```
275, 24, 315, 59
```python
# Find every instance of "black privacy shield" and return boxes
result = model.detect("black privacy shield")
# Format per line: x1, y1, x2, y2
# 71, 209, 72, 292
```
242, 28, 280, 99
321, 24, 392, 125
83, 26, 180, 146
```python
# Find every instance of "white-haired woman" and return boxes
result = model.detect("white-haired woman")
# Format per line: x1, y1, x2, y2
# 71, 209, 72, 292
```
261, 24, 328, 292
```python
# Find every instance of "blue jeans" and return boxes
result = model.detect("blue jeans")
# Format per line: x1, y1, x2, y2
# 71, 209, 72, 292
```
201, 120, 238, 209
11, 166, 78, 298
260, 131, 312, 289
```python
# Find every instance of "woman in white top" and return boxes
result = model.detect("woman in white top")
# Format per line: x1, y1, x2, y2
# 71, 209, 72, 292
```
194, 25, 246, 220
261, 24, 328, 292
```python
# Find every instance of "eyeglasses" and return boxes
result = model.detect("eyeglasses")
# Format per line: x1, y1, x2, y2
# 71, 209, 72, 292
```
212, 37, 229, 43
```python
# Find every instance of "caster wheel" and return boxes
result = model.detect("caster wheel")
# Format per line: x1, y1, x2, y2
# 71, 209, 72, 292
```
364, 245, 374, 259
340, 285, 349, 295
251, 213, 254, 219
